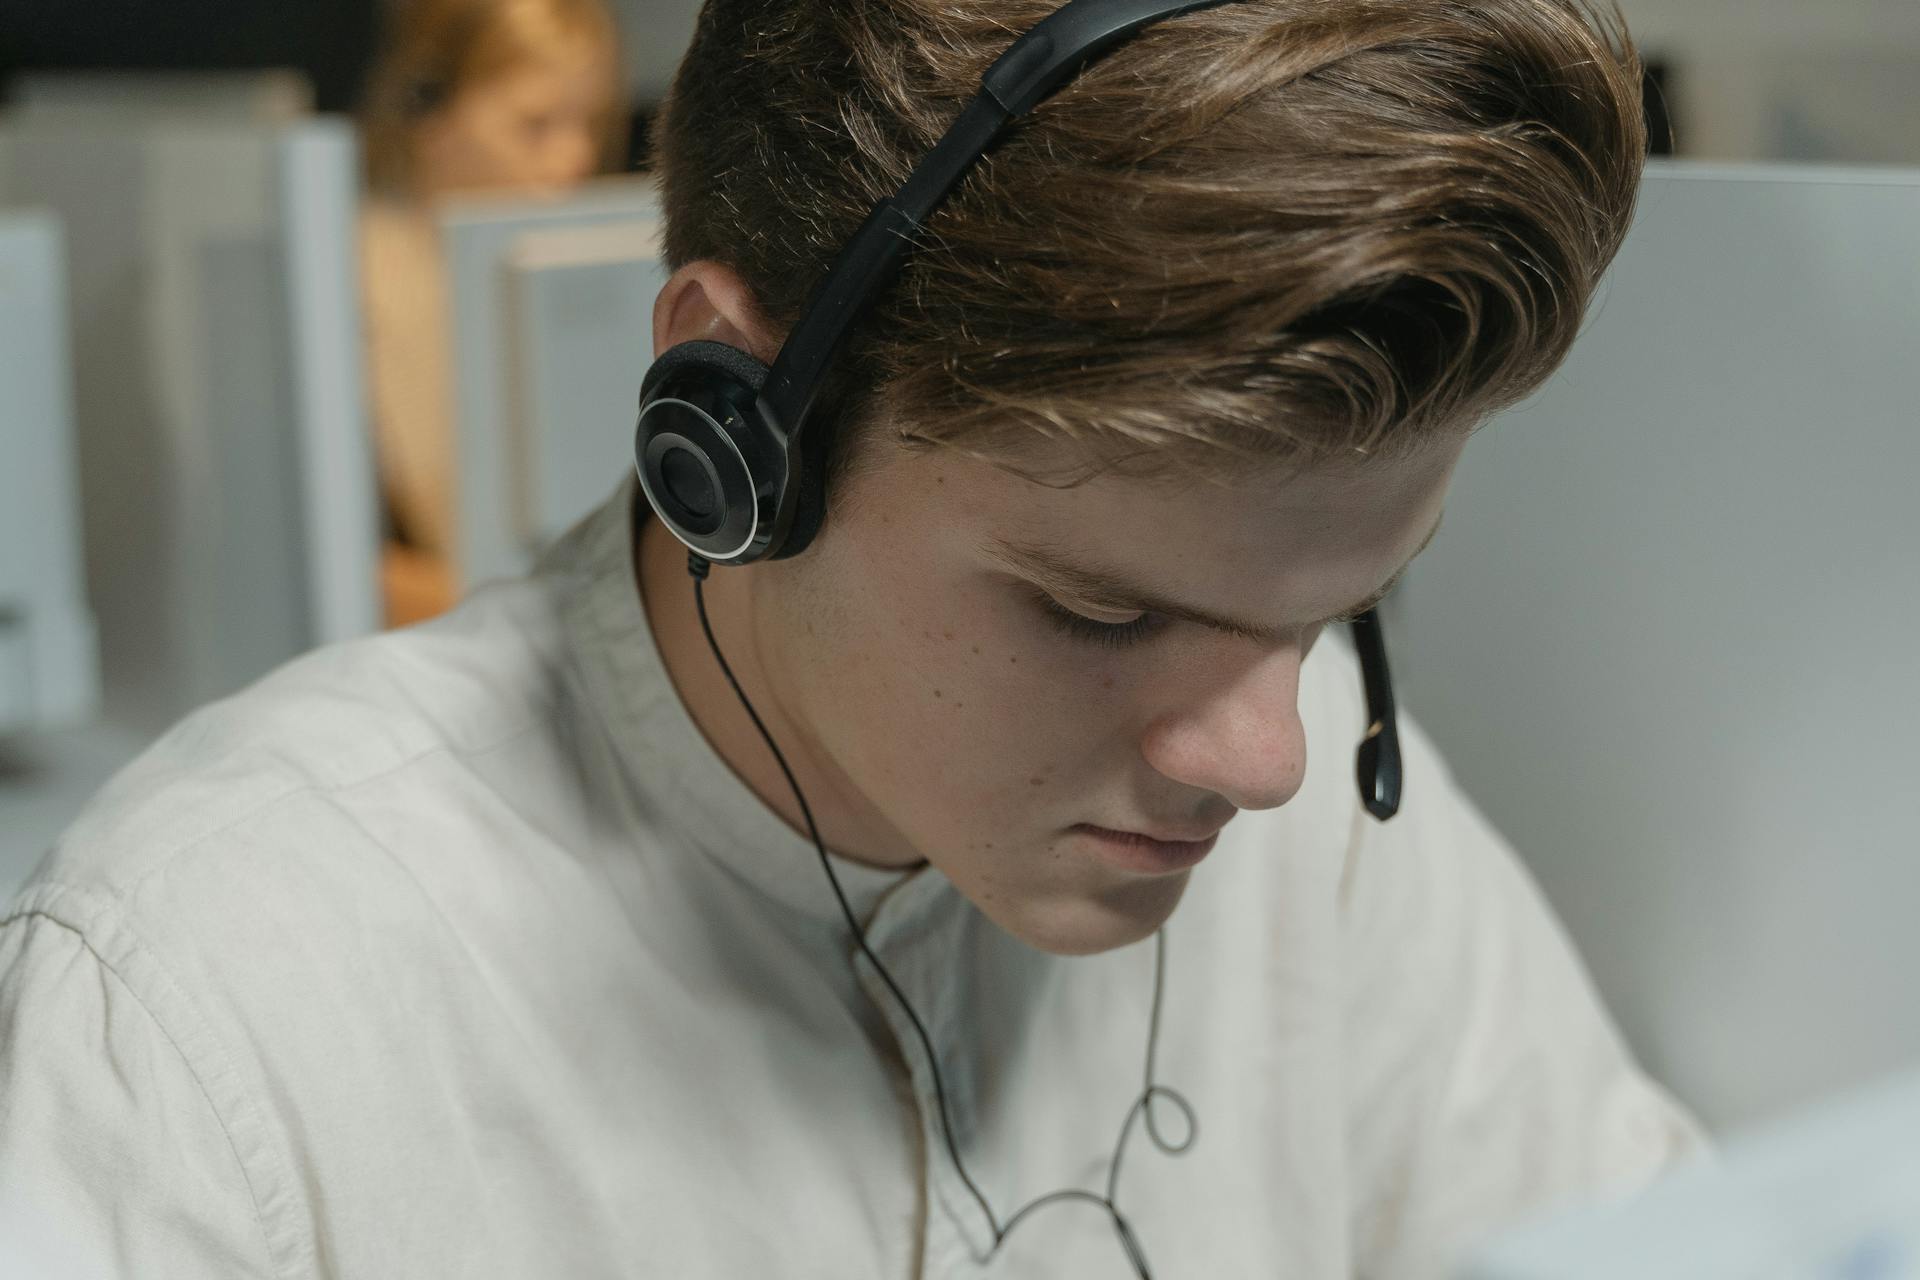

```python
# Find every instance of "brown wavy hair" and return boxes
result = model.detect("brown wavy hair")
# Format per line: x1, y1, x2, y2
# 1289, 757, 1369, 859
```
654, 0, 1647, 487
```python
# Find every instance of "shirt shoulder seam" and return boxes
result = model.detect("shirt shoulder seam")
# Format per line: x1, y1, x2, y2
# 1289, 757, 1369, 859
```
3, 885, 310, 1278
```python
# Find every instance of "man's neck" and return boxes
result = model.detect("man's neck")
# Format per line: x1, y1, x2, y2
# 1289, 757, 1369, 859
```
631, 506, 924, 871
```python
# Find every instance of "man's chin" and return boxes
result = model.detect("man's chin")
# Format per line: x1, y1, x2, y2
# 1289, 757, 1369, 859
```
977, 873, 1191, 957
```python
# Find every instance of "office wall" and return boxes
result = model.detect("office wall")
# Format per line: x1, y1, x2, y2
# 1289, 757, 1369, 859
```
1392, 163, 1920, 1133
1616, 0, 1920, 163
605, 0, 701, 103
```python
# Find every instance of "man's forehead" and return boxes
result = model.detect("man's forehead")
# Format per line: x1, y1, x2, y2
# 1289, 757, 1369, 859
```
972, 432, 1456, 532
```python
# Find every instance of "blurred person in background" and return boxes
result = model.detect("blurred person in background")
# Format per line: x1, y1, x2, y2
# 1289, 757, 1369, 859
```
357, 0, 625, 625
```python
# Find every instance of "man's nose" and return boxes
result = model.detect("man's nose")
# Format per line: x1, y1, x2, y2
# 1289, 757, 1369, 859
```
1139, 645, 1308, 812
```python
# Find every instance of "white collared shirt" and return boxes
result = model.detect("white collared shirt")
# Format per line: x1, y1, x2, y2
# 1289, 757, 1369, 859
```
0, 480, 1704, 1278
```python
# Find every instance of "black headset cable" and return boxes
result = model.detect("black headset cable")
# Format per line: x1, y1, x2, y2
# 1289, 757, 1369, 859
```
685, 550, 1197, 1277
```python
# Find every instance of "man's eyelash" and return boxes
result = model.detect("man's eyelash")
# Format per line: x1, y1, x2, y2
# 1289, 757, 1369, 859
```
1034, 594, 1160, 650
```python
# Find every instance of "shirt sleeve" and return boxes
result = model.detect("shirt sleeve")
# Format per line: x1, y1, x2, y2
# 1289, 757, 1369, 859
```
0, 902, 278, 1280
1337, 713, 1710, 1280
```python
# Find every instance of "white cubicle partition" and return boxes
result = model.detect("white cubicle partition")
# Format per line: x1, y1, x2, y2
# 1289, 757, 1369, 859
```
440, 178, 665, 589
506, 216, 672, 554
1393, 163, 1920, 1132
0, 116, 379, 736
0, 212, 96, 732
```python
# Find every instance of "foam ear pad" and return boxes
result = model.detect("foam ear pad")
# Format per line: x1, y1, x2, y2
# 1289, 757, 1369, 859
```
641, 340, 770, 400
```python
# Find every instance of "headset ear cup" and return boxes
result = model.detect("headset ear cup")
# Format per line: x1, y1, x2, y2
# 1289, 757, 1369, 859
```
636, 340, 779, 562
638, 341, 827, 561
640, 340, 769, 400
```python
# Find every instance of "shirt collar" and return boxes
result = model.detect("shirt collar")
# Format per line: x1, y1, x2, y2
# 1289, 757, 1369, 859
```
544, 478, 922, 928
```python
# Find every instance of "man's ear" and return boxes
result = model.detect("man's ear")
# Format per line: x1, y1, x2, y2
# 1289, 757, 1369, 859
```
651, 261, 780, 362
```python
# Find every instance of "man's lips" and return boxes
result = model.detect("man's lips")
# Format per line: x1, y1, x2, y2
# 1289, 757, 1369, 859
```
1078, 822, 1225, 845
1070, 822, 1225, 874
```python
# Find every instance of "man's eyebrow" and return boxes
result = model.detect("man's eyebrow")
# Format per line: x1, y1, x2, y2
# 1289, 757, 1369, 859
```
983, 513, 1444, 643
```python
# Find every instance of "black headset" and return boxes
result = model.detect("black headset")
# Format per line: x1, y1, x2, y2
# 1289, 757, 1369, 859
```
634, 0, 1401, 781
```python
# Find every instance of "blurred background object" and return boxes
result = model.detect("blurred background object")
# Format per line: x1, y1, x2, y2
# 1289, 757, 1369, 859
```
356, 0, 627, 625
0, 96, 380, 895
1462, 1068, 1920, 1280
0, 211, 95, 735
0, 0, 642, 895
1393, 163, 1920, 1134
1614, 0, 1920, 164
0, 206, 132, 900
438, 178, 663, 592
0, 113, 380, 737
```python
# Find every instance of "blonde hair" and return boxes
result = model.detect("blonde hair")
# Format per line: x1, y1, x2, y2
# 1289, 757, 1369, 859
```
656, 0, 1647, 489
360, 0, 625, 195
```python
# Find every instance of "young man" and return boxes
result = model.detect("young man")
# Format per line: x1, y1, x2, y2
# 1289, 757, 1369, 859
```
0, 0, 1704, 1276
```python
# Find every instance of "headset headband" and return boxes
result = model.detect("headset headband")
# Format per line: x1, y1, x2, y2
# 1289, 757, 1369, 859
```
751, 0, 1240, 453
